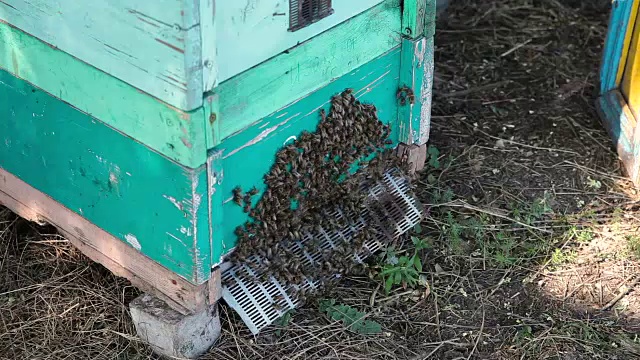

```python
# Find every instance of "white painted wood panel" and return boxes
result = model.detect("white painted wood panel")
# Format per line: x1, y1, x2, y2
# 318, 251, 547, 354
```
217, 0, 384, 82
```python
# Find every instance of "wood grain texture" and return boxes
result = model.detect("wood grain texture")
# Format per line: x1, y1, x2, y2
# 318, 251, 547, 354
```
401, 0, 427, 38
0, 21, 207, 168
217, 0, 402, 141
215, 46, 402, 255
200, 0, 217, 92
206, 150, 225, 265
0, 167, 214, 314
398, 36, 434, 145
424, 0, 437, 38
597, 90, 637, 183
0, 0, 205, 110
216, 0, 383, 82
401, 0, 436, 38
0, 68, 212, 283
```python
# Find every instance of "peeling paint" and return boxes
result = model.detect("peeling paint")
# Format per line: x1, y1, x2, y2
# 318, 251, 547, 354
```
418, 38, 434, 145
124, 233, 142, 251
180, 136, 193, 148
163, 194, 184, 211
180, 225, 193, 236
166, 231, 188, 248
224, 113, 300, 159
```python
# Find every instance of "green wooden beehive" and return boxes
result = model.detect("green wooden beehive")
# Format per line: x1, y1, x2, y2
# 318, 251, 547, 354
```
0, 0, 435, 337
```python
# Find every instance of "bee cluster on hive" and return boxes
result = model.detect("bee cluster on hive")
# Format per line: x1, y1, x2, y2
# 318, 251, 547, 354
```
229, 89, 415, 306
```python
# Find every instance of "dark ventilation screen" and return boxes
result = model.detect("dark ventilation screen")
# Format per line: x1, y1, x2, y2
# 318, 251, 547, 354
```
289, 0, 334, 32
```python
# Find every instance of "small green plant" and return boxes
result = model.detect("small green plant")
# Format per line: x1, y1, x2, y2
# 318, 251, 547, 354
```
430, 187, 454, 204
318, 299, 381, 334
445, 212, 464, 254
515, 324, 534, 343
550, 248, 576, 266
586, 176, 602, 190
573, 227, 594, 243
511, 193, 553, 225
427, 145, 441, 169
273, 310, 295, 336
379, 237, 429, 294
626, 235, 640, 259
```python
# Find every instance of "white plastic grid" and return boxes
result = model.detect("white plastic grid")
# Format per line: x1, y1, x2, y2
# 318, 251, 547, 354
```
221, 169, 424, 334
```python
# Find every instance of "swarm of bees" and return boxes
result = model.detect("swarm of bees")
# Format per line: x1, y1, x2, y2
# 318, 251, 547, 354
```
230, 89, 413, 306
396, 85, 416, 106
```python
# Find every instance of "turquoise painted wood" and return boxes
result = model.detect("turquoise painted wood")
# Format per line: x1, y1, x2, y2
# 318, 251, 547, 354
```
216, 0, 402, 141
206, 150, 225, 264
216, 0, 383, 82
0, 0, 211, 111
401, 0, 428, 38
597, 90, 637, 180
601, 0, 637, 93
401, 0, 436, 39
0, 0, 437, 284
214, 46, 402, 255
0, 68, 212, 284
0, 22, 208, 168
397, 36, 434, 145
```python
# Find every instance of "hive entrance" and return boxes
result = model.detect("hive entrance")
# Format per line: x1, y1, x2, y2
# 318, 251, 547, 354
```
221, 89, 424, 334
289, 0, 333, 31
222, 169, 423, 334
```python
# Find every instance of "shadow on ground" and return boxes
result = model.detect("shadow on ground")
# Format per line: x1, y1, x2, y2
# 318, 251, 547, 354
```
2, 0, 640, 359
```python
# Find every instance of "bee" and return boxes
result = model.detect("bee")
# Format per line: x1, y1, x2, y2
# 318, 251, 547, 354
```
248, 186, 259, 196
232, 186, 243, 206
243, 193, 252, 206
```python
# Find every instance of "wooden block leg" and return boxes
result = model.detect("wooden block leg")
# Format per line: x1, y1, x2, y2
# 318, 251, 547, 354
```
396, 143, 428, 175
130, 294, 221, 359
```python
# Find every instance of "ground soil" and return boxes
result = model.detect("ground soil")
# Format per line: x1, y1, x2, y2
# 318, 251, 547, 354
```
3, 1, 640, 359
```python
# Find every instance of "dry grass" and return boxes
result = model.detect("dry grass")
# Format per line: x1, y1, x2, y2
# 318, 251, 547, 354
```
3, 0, 640, 359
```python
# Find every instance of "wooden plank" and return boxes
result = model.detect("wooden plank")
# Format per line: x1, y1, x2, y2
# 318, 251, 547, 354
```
400, 0, 436, 39
216, 0, 383, 82
214, 46, 402, 255
397, 36, 434, 145
424, 0, 437, 38
596, 90, 638, 183
600, 0, 638, 93
0, 68, 212, 282
0, 167, 212, 314
206, 150, 225, 265
217, 0, 402, 141
0, 0, 204, 110
0, 22, 207, 168
199, 0, 217, 92
618, 0, 640, 86
401, 0, 428, 38
622, 2, 640, 119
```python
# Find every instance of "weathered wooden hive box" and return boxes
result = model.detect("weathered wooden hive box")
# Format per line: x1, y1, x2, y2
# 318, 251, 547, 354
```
0, 0, 435, 342
599, 0, 640, 183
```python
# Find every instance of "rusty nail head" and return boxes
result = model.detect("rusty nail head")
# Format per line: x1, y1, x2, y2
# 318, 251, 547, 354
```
209, 113, 217, 124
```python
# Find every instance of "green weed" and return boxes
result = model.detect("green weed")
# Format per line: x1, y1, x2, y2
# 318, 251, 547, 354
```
427, 145, 441, 169
626, 235, 640, 259
273, 310, 295, 336
379, 237, 429, 294
318, 299, 381, 334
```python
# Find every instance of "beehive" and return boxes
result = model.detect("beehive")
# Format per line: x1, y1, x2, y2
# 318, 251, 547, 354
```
0, 0, 435, 331
598, 0, 640, 184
